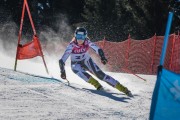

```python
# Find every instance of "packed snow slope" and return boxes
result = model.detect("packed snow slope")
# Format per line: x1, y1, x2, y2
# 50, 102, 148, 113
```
0, 45, 156, 120
0, 64, 156, 120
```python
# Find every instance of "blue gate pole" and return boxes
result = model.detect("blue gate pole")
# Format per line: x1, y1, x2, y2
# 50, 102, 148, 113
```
149, 12, 174, 120
160, 12, 174, 66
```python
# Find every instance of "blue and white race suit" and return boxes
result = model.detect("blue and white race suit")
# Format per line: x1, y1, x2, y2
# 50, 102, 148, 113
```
59, 38, 119, 86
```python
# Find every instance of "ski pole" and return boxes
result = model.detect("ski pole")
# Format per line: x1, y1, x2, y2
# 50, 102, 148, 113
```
122, 68, 147, 81
65, 78, 70, 85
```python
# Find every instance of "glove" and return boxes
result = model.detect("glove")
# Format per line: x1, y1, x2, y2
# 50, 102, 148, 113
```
101, 56, 108, 65
98, 49, 108, 65
61, 71, 66, 79
59, 59, 66, 79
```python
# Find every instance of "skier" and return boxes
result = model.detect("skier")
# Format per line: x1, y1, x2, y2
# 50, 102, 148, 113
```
59, 27, 133, 97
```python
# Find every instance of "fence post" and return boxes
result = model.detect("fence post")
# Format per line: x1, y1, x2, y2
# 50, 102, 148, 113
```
125, 34, 131, 68
102, 36, 106, 49
177, 31, 180, 72
151, 33, 157, 74
169, 33, 176, 70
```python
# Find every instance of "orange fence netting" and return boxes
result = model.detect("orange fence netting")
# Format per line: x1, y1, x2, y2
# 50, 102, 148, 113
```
92, 33, 180, 74
43, 33, 180, 75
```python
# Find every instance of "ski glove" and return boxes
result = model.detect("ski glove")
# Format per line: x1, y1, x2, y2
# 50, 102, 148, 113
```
61, 71, 66, 79
59, 59, 66, 79
101, 56, 108, 65
98, 49, 108, 65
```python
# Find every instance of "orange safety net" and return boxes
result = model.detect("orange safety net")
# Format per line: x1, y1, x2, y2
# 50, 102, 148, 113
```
91, 33, 180, 74
169, 33, 180, 73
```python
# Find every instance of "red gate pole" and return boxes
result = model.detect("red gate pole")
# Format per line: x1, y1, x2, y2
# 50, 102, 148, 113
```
36, 36, 49, 74
14, 0, 26, 71
25, 0, 49, 74
24, 0, 36, 35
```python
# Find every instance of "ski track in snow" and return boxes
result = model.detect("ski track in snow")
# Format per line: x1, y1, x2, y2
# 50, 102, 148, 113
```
0, 67, 156, 120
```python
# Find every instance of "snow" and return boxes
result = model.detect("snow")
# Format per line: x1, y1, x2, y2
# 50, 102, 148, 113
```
0, 50, 157, 120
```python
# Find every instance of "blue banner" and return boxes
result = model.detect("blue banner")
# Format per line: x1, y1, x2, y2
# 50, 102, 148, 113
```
150, 68, 180, 120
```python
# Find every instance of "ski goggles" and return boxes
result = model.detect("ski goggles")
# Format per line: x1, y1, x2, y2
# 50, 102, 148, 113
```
75, 34, 86, 40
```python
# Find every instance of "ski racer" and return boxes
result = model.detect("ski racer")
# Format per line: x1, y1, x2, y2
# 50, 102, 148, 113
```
59, 27, 132, 97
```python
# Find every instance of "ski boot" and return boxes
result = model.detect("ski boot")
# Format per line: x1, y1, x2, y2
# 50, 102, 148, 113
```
88, 77, 103, 90
115, 83, 133, 97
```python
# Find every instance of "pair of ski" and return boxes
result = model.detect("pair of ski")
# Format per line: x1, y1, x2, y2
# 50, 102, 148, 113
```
16, 71, 133, 97
37, 76, 133, 97
52, 77, 133, 97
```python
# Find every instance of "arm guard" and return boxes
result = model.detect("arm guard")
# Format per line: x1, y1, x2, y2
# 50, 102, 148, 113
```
59, 59, 65, 73
98, 49, 105, 58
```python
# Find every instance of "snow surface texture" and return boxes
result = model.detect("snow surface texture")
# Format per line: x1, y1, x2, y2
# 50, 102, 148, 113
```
0, 48, 156, 120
